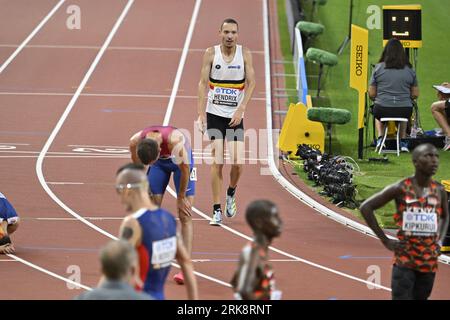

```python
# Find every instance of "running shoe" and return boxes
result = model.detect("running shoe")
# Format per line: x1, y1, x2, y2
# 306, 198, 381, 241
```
209, 208, 222, 225
225, 193, 237, 218
400, 141, 409, 152
173, 272, 184, 285
444, 136, 450, 151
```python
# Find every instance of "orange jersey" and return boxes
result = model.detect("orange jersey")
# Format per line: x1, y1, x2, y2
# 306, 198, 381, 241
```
394, 178, 443, 273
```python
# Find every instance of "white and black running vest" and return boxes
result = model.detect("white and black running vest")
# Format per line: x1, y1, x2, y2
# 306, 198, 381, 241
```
206, 45, 245, 118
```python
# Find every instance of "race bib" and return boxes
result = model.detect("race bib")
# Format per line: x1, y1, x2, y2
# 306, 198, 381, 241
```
212, 87, 239, 107
402, 210, 438, 236
151, 236, 177, 268
190, 167, 197, 181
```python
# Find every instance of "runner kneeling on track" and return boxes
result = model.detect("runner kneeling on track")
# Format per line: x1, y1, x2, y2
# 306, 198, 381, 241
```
0, 191, 20, 254
129, 125, 195, 285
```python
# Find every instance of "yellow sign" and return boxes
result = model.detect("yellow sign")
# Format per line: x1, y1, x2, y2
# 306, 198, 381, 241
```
277, 101, 325, 156
350, 24, 369, 129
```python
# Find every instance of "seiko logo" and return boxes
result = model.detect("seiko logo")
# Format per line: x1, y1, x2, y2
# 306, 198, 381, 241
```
355, 45, 363, 76
228, 65, 241, 69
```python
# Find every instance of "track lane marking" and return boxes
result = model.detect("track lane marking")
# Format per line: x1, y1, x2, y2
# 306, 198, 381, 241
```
0, 0, 66, 74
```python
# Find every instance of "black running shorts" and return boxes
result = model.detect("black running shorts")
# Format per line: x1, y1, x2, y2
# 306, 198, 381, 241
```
206, 112, 244, 142
391, 265, 436, 300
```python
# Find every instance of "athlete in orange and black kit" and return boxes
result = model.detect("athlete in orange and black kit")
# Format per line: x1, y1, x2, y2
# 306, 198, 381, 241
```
231, 200, 283, 300
360, 143, 449, 300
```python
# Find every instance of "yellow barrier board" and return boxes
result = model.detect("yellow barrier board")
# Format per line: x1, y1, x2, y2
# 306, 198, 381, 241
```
350, 24, 369, 129
442, 180, 450, 193
277, 102, 325, 155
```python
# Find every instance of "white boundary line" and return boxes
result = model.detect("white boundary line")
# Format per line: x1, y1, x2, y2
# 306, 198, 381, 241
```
34, 0, 231, 289
36, 0, 135, 238
0, 0, 66, 74
164, 0, 207, 126
158, 0, 390, 292
6, 253, 91, 291
0, 43, 265, 54
0, 0, 96, 292
0, 91, 267, 101
261, 3, 450, 267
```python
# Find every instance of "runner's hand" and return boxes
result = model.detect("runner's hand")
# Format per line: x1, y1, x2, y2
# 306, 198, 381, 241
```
197, 114, 206, 133
229, 108, 244, 127
0, 243, 15, 254
382, 238, 403, 252
177, 196, 192, 217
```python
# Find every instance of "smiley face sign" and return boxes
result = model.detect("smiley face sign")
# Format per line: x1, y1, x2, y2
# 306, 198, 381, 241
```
383, 5, 422, 48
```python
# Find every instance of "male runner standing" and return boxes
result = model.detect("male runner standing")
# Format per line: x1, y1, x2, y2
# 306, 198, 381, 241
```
197, 18, 256, 225
360, 144, 449, 300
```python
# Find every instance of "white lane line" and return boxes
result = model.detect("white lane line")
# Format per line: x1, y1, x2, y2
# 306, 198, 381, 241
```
0, 43, 265, 54
0, 155, 127, 158
23, 216, 205, 221
36, 0, 135, 239
0, 91, 267, 101
0, 150, 128, 155
165, 0, 198, 125
0, 0, 66, 74
47, 182, 84, 185
0, 0, 94, 291
192, 259, 296, 263
6, 254, 91, 291
0, 259, 18, 262
0, 143, 30, 146
34, 0, 228, 289
68, 144, 128, 148
159, 0, 390, 292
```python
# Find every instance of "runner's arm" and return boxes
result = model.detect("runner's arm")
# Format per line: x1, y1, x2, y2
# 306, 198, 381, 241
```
238, 47, 256, 113
197, 48, 214, 129
175, 235, 198, 300
129, 131, 143, 164
169, 131, 191, 198
118, 217, 144, 289
360, 183, 401, 244
235, 245, 259, 300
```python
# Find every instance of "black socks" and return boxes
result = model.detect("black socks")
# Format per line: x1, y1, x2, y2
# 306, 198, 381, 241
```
227, 186, 236, 197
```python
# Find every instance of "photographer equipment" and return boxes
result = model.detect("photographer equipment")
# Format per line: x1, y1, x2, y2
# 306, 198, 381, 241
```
296, 144, 358, 208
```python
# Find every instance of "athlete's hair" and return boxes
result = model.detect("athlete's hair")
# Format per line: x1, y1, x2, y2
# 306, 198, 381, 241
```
137, 138, 160, 165
245, 200, 277, 230
100, 240, 137, 281
221, 18, 239, 30
116, 162, 145, 175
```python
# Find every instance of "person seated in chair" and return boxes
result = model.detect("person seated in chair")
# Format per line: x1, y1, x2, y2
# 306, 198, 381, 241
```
431, 82, 450, 151
368, 38, 419, 152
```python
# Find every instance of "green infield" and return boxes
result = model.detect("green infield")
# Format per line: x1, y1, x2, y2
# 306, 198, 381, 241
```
277, 0, 450, 228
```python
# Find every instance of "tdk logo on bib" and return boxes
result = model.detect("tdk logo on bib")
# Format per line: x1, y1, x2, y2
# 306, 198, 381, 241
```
215, 88, 237, 95
228, 65, 241, 69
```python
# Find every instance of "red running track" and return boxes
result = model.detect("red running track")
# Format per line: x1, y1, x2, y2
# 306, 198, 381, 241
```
0, 0, 449, 299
